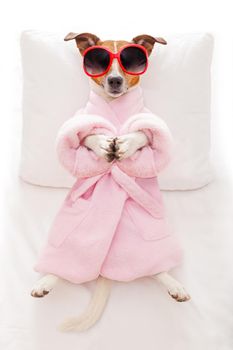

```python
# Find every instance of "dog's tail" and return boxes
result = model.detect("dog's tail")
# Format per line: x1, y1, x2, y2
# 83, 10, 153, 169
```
58, 276, 111, 332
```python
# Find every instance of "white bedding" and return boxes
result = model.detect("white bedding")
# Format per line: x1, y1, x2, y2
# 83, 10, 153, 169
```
1, 152, 233, 349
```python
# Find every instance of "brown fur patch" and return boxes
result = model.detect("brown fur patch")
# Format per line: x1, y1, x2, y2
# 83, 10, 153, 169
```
132, 34, 167, 55
64, 32, 101, 54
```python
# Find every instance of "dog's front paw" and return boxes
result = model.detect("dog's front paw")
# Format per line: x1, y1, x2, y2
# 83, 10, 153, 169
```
83, 134, 116, 162
115, 131, 148, 160
99, 137, 116, 162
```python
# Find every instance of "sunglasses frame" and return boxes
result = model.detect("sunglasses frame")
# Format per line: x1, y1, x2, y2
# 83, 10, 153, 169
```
82, 44, 149, 77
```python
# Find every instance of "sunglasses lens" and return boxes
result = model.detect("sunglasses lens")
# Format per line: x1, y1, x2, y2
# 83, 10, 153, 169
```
120, 46, 147, 74
84, 48, 110, 76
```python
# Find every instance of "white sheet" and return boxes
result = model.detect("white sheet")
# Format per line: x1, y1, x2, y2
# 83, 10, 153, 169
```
1, 151, 233, 349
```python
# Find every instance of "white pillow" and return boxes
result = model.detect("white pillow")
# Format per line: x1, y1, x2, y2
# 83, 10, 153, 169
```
19, 30, 213, 190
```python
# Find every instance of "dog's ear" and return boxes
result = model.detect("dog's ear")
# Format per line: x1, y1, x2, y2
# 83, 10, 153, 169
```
132, 34, 167, 55
64, 32, 100, 55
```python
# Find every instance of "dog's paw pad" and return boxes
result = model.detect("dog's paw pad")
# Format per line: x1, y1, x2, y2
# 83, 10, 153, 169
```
168, 286, 190, 302
30, 276, 57, 298
31, 289, 50, 298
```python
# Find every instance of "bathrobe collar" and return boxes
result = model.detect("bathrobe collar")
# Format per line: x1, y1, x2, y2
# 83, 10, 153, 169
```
87, 86, 144, 127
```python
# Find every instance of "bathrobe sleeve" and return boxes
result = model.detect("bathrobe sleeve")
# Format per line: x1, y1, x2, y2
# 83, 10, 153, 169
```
118, 112, 173, 178
56, 110, 116, 178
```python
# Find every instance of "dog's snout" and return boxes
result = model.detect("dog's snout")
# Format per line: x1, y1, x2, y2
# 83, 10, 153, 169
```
105, 71, 125, 96
107, 76, 123, 89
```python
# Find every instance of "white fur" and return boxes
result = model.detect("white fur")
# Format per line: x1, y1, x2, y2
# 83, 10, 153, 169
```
31, 274, 59, 297
59, 276, 111, 332
103, 41, 128, 98
153, 272, 190, 302
115, 131, 148, 160
83, 134, 114, 161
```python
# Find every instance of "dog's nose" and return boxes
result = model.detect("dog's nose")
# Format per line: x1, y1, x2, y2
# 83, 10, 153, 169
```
107, 76, 123, 89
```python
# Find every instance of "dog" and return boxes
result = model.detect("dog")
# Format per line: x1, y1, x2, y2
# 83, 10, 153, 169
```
31, 33, 190, 332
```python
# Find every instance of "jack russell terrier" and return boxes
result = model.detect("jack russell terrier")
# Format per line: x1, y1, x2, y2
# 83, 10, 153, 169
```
31, 32, 190, 332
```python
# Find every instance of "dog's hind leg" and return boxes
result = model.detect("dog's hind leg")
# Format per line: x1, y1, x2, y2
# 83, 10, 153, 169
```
152, 272, 190, 302
31, 274, 59, 298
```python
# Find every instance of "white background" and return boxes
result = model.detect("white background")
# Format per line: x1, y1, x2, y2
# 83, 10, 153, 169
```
0, 1, 232, 349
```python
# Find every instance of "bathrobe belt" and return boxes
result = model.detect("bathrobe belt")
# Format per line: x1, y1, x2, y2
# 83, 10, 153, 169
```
70, 165, 163, 219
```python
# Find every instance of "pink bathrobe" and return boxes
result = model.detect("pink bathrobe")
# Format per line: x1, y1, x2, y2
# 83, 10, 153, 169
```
35, 86, 182, 283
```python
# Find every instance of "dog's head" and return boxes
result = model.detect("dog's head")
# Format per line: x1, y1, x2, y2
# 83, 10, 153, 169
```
64, 32, 166, 98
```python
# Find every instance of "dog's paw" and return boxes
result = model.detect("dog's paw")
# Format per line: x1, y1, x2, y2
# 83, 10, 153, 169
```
31, 274, 58, 298
167, 284, 191, 302
84, 134, 116, 162
115, 131, 148, 160
102, 138, 116, 162
31, 288, 49, 298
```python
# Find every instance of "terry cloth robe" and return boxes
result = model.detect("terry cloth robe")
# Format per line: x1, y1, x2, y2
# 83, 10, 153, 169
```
34, 86, 183, 283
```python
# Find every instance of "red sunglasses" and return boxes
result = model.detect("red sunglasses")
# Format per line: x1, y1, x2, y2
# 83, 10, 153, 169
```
82, 44, 149, 77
